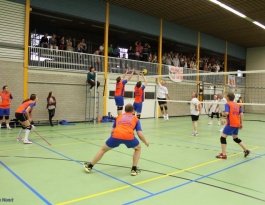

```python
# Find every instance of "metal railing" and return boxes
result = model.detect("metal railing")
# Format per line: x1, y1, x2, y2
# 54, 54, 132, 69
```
28, 46, 245, 86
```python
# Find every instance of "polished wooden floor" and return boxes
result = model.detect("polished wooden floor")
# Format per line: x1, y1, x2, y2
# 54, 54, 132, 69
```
1, 114, 265, 205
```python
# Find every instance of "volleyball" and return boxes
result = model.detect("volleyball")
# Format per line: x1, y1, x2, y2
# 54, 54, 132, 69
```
142, 69, 147, 75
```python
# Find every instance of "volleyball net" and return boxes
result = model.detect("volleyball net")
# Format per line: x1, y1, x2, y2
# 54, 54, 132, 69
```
105, 68, 265, 121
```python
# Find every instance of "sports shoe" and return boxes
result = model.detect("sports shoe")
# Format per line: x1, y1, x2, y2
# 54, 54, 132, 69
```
7, 127, 12, 130
244, 150, 250, 157
208, 122, 213, 125
16, 137, 22, 141
216, 153, 227, 159
219, 128, 223, 132
218, 121, 221, 126
83, 162, 92, 173
191, 131, 198, 136
23, 140, 32, 144
131, 168, 141, 176
31, 125, 36, 130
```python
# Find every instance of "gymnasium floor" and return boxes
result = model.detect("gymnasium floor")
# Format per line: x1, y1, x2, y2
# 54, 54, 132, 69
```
0, 114, 265, 205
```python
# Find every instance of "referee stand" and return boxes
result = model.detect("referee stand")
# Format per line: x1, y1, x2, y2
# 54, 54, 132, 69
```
85, 73, 99, 124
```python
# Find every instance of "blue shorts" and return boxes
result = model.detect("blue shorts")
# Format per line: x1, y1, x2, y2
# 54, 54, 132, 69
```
106, 136, 139, 148
0, 108, 10, 116
114, 96, 124, 107
133, 102, 143, 113
223, 125, 239, 136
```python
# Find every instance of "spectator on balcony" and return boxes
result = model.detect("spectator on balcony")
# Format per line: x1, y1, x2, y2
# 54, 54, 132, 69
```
58, 36, 66, 50
128, 46, 135, 60
87, 66, 100, 92
76, 42, 83, 52
203, 63, 208, 72
135, 41, 142, 59
40, 33, 49, 48
49, 34, 58, 50
165, 54, 172, 65
113, 45, 120, 58
108, 44, 114, 56
142, 43, 150, 62
72, 37, 77, 50
99, 43, 104, 55
151, 53, 157, 63
66, 37, 73, 52
81, 39, 88, 52
93, 50, 101, 70
172, 54, 180, 67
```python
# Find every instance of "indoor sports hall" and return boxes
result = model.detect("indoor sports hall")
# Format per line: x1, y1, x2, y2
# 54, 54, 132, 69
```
1, 0, 265, 205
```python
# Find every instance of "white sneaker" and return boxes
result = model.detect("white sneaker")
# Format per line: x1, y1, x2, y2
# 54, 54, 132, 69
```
208, 122, 212, 125
7, 127, 12, 130
163, 116, 166, 120
31, 125, 36, 130
23, 140, 32, 144
218, 122, 220, 126
219, 128, 223, 132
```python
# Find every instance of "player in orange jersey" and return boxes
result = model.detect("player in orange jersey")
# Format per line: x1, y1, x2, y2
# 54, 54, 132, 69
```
114, 68, 135, 115
83, 103, 149, 176
133, 72, 147, 119
216, 92, 250, 159
0, 85, 13, 129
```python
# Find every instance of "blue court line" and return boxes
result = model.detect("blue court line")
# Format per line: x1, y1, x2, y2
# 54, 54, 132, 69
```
123, 153, 265, 205
32, 141, 153, 195
0, 161, 52, 205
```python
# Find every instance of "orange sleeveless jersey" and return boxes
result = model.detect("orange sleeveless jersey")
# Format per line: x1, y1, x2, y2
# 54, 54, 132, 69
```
134, 86, 145, 103
16, 100, 36, 114
112, 113, 139, 140
0, 92, 13, 108
115, 80, 127, 96
226, 101, 241, 127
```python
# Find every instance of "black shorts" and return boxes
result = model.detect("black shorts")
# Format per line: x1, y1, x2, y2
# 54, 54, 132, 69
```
157, 97, 167, 105
211, 112, 219, 118
15, 113, 28, 122
191, 115, 199, 121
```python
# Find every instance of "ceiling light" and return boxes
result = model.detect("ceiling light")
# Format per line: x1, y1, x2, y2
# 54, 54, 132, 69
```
253, 21, 265, 29
209, 0, 246, 18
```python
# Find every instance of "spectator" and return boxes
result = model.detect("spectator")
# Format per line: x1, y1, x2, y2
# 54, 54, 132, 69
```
108, 44, 113, 56
40, 33, 49, 48
49, 34, 58, 50
128, 46, 135, 60
80, 39, 87, 53
99, 43, 104, 55
87, 66, 100, 91
47, 91, 56, 127
66, 37, 73, 51
58, 36, 66, 50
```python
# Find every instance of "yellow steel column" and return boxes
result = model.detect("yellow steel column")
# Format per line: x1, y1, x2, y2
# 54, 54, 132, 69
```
158, 18, 163, 75
103, 2, 109, 116
224, 41, 228, 93
23, 0, 30, 99
196, 32, 200, 83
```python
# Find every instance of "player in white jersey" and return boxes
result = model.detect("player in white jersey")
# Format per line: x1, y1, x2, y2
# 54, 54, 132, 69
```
208, 95, 220, 125
217, 93, 227, 132
156, 79, 171, 120
190, 92, 201, 136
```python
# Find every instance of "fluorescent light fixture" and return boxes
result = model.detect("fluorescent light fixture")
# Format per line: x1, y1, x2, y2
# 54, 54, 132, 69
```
209, 0, 246, 18
253, 21, 265, 29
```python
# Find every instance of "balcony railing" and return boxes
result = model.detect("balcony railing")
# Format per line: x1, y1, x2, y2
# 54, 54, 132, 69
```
28, 46, 245, 86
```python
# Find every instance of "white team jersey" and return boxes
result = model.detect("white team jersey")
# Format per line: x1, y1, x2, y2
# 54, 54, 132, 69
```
190, 97, 200, 115
157, 83, 168, 98
218, 97, 227, 112
210, 100, 219, 113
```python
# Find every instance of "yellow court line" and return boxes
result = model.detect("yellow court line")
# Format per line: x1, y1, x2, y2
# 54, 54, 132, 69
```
56, 146, 260, 205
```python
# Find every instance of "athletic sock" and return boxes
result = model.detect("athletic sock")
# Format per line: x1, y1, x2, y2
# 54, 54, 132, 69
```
24, 129, 30, 141
17, 128, 23, 138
